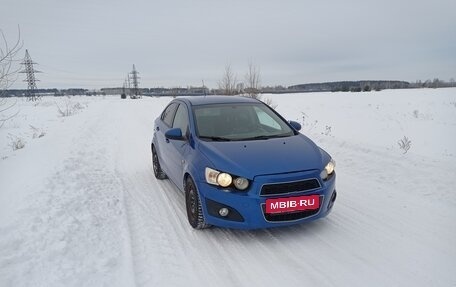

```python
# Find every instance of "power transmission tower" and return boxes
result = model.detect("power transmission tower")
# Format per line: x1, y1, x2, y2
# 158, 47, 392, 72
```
129, 64, 141, 99
20, 49, 41, 101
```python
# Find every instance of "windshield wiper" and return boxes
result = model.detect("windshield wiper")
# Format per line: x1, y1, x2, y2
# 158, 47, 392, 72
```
199, 136, 232, 142
240, 134, 290, 141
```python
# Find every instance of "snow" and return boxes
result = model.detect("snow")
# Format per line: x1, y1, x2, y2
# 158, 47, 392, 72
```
0, 89, 455, 287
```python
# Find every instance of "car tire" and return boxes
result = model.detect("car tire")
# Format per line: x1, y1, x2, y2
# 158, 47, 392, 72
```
185, 177, 211, 229
152, 145, 167, 180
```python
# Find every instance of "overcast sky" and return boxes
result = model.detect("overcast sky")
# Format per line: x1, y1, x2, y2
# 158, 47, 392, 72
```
2, 0, 455, 89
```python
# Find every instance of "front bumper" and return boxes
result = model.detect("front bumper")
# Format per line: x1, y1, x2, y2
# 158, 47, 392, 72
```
196, 170, 336, 229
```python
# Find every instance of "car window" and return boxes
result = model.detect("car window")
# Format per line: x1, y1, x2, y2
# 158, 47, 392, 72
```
194, 103, 294, 141
172, 104, 189, 136
161, 103, 178, 127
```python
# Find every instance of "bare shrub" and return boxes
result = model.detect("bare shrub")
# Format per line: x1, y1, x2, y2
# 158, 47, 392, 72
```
244, 62, 261, 99
56, 99, 85, 117
8, 134, 25, 150
1, 27, 22, 92
301, 112, 307, 127
1, 27, 22, 128
263, 97, 277, 109
300, 112, 318, 131
30, 125, 45, 138
322, 125, 332, 136
0, 98, 19, 128
218, 64, 238, 95
398, 136, 412, 154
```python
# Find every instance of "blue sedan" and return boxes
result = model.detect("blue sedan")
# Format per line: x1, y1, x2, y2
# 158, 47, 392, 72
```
151, 96, 337, 229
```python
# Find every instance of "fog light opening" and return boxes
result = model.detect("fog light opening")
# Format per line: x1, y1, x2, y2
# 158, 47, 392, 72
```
328, 191, 337, 210
218, 208, 230, 217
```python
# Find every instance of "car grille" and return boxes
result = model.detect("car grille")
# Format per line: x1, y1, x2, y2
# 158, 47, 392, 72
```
261, 203, 321, 222
260, 179, 320, 196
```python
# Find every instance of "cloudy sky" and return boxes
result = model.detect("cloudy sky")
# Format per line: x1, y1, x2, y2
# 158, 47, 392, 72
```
2, 0, 455, 89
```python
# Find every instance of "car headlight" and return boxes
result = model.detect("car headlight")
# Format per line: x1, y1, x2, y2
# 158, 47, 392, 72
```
205, 167, 249, 190
205, 167, 221, 185
233, 177, 249, 190
320, 159, 335, 180
217, 172, 232, 187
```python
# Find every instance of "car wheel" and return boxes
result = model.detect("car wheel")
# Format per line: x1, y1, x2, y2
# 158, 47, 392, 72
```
152, 145, 167, 180
185, 177, 211, 229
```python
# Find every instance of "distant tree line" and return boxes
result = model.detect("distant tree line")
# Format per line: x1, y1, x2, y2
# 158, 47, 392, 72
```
288, 81, 410, 93
410, 78, 456, 89
3, 78, 455, 98
2, 87, 209, 97
287, 79, 455, 93
3, 88, 100, 97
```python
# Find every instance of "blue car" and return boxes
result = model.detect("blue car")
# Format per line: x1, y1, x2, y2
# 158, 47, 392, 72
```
151, 96, 336, 229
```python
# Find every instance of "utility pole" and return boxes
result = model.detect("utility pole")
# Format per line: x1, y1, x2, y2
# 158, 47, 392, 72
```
121, 78, 127, 99
20, 49, 41, 101
202, 80, 207, 97
126, 74, 131, 98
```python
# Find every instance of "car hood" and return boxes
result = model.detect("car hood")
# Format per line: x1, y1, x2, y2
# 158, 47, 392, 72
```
197, 134, 323, 179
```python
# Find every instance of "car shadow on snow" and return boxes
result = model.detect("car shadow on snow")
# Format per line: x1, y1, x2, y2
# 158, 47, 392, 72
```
207, 218, 333, 242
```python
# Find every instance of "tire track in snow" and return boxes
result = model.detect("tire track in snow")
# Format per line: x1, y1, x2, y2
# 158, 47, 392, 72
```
120, 174, 195, 286
0, 100, 131, 286
2, 95, 454, 287
109, 99, 209, 286
130, 172, 341, 286
112, 97, 454, 287
108, 98, 300, 285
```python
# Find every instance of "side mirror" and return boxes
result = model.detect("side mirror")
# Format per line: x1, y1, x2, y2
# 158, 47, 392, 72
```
289, 120, 302, 131
165, 128, 185, 140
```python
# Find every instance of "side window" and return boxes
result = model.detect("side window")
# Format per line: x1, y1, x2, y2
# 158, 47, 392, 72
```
172, 104, 189, 136
161, 103, 178, 127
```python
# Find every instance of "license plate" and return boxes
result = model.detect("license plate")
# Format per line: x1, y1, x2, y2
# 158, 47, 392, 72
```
265, 195, 320, 214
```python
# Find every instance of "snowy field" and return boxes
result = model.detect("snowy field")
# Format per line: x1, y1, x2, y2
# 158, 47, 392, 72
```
0, 88, 455, 286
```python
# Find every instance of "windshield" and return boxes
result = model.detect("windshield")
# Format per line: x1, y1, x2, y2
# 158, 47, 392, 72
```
194, 103, 295, 141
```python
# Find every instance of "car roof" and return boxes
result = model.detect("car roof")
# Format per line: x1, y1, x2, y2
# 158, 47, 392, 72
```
175, 96, 260, 106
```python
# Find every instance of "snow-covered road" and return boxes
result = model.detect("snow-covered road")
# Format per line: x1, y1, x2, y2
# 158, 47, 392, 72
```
1, 90, 455, 286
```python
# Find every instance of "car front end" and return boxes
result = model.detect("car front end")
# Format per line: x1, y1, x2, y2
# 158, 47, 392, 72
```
194, 163, 336, 229
192, 135, 337, 229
